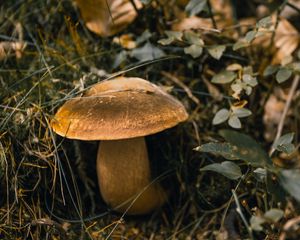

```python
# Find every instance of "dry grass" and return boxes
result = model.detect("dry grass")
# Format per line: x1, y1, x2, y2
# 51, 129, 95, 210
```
1, 0, 299, 239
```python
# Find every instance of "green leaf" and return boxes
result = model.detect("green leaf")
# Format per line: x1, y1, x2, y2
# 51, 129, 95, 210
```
184, 31, 204, 46
112, 50, 128, 68
158, 31, 183, 45
207, 45, 226, 60
233, 41, 249, 50
200, 161, 242, 180
136, 30, 152, 45
212, 108, 230, 125
245, 86, 252, 95
184, 44, 203, 58
231, 82, 243, 93
245, 30, 257, 43
264, 209, 284, 222
228, 115, 241, 129
281, 55, 293, 66
194, 142, 239, 160
130, 42, 165, 61
158, 37, 174, 45
211, 71, 236, 84
276, 67, 292, 83
185, 0, 207, 16
253, 168, 267, 182
250, 216, 265, 231
279, 169, 300, 202
263, 65, 279, 76
140, 0, 151, 4
219, 130, 272, 167
242, 74, 258, 87
196, 130, 272, 168
272, 133, 294, 150
232, 108, 252, 118
277, 143, 296, 154
256, 16, 272, 28
291, 62, 300, 73
165, 31, 183, 40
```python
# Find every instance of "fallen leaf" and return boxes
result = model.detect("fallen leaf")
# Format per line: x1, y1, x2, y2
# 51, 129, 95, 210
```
272, 18, 300, 64
75, 0, 142, 37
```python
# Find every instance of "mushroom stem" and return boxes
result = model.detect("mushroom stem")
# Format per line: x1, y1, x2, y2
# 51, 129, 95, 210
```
97, 137, 167, 214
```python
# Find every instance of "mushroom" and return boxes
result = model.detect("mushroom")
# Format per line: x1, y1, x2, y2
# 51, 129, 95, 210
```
51, 76, 188, 214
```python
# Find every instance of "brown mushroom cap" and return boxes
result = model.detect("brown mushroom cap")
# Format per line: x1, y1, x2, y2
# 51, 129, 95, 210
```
51, 77, 188, 140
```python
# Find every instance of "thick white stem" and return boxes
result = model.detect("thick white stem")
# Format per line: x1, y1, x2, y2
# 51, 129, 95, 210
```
97, 137, 167, 214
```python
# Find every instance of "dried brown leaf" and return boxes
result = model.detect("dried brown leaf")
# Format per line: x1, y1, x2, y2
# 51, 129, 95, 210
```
113, 34, 136, 49
75, 0, 142, 37
272, 18, 300, 64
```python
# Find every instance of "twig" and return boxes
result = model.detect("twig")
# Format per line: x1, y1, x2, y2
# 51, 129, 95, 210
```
161, 71, 200, 105
129, 0, 139, 14
287, 2, 300, 14
279, 215, 300, 240
270, 75, 300, 156
232, 190, 254, 240
207, 0, 217, 29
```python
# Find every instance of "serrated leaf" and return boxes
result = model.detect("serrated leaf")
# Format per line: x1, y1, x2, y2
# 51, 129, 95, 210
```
207, 45, 226, 60
276, 67, 292, 83
213, 108, 230, 125
185, 0, 207, 16
130, 42, 165, 61
233, 41, 249, 50
194, 142, 239, 160
219, 130, 272, 167
272, 133, 294, 150
264, 209, 284, 222
257, 16, 272, 28
279, 169, 300, 202
184, 44, 203, 58
228, 115, 241, 129
212, 71, 236, 84
200, 161, 242, 180
263, 65, 279, 76
232, 108, 252, 118
250, 216, 265, 231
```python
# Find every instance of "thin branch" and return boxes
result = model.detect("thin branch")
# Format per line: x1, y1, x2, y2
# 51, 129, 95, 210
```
207, 0, 217, 29
270, 74, 300, 156
161, 71, 200, 105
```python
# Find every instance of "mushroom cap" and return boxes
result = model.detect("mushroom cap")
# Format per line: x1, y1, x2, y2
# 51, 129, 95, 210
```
51, 77, 188, 140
